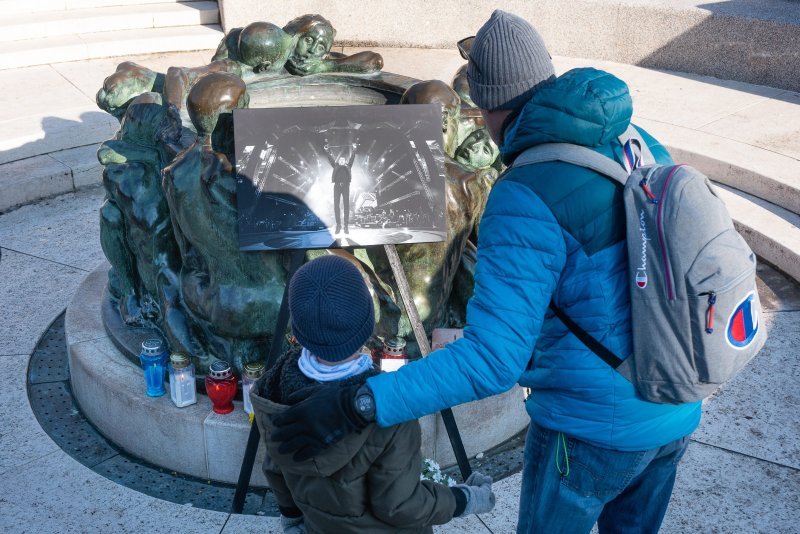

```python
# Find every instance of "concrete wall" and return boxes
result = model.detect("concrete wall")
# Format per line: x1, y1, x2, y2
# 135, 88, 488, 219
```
219, 0, 800, 92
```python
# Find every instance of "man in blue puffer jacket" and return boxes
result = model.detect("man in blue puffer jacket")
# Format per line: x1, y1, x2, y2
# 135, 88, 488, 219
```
273, 10, 701, 533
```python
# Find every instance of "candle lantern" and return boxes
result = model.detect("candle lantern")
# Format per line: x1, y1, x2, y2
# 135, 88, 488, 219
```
205, 360, 237, 414
380, 337, 408, 372
168, 352, 197, 408
242, 362, 266, 415
139, 338, 167, 397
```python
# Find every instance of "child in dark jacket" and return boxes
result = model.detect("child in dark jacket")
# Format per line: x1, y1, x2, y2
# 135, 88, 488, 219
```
251, 255, 495, 534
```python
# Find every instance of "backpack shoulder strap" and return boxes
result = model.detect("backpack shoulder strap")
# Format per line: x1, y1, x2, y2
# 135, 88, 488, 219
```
618, 124, 656, 170
510, 123, 656, 185
511, 142, 630, 186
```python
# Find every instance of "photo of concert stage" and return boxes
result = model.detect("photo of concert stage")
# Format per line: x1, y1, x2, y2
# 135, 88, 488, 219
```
234, 104, 447, 251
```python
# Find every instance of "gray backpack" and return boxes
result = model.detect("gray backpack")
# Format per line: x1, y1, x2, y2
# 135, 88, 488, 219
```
513, 126, 767, 404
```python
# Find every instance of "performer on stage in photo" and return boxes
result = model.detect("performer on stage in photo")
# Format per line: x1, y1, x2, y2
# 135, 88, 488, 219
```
325, 141, 359, 235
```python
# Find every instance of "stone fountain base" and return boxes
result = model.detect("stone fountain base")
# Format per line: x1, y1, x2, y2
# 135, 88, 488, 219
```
66, 265, 529, 487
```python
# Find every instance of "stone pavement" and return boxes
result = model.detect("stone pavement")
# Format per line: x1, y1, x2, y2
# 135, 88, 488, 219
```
2, 184, 799, 533
1, 48, 799, 533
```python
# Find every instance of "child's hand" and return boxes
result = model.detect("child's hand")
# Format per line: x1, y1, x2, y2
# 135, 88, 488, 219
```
454, 471, 496, 516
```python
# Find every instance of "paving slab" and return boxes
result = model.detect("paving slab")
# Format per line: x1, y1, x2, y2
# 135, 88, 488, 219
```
220, 507, 492, 533
0, 63, 92, 123
0, 153, 73, 211
479, 441, 800, 533
218, 514, 289, 533
49, 142, 104, 188
701, 90, 800, 161
0, 249, 86, 355
51, 49, 213, 103
694, 311, 800, 470
0, 353, 61, 475
0, 449, 229, 533
0, 105, 118, 164
0, 186, 105, 269
478, 471, 522, 533
664, 441, 800, 533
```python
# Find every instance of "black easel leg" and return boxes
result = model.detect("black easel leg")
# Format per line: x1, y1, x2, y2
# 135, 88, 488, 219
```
441, 408, 473, 480
231, 250, 306, 514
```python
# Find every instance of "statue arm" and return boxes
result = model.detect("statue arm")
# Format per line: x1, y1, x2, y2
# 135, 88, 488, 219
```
325, 51, 384, 74
165, 62, 239, 111
97, 140, 152, 165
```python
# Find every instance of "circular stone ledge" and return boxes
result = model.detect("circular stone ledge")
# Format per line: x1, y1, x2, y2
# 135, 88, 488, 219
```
66, 266, 529, 486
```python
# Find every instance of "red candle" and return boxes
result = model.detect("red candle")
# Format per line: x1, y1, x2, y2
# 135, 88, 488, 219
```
205, 361, 237, 414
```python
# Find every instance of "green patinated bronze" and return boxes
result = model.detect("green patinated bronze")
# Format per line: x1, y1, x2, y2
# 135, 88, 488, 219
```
95, 14, 500, 373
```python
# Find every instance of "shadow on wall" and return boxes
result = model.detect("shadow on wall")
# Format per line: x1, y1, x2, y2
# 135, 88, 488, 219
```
637, 1, 800, 93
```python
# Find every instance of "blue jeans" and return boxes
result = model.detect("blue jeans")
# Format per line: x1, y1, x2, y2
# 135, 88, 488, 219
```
517, 421, 690, 534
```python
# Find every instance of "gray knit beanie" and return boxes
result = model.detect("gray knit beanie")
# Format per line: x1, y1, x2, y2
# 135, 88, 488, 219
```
467, 10, 555, 111
289, 255, 375, 362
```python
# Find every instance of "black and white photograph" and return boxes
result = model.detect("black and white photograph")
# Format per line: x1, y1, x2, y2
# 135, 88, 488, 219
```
234, 104, 447, 251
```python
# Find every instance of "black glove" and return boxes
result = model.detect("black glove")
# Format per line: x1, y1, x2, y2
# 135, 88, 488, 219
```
271, 382, 373, 461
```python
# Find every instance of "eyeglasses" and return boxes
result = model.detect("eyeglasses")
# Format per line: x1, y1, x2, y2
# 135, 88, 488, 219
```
457, 36, 481, 76
457, 36, 475, 60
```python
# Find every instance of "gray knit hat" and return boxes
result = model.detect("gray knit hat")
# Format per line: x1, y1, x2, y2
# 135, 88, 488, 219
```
467, 10, 555, 111
289, 255, 375, 362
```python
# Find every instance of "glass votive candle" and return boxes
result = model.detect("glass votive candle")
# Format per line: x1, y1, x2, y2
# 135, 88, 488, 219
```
139, 338, 167, 397
205, 360, 237, 414
380, 337, 408, 372
168, 352, 197, 408
242, 362, 266, 415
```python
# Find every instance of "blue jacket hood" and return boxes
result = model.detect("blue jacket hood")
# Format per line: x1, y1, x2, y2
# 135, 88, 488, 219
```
501, 68, 634, 164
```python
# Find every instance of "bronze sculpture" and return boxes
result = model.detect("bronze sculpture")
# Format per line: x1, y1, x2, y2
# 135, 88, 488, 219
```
95, 15, 500, 373
162, 73, 288, 372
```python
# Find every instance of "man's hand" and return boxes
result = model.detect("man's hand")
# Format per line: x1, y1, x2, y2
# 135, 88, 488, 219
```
271, 382, 374, 461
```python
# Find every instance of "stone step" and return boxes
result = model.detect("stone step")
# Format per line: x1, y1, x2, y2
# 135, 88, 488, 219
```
0, 0, 191, 15
635, 118, 800, 218
0, 2, 219, 43
714, 184, 800, 284
0, 24, 223, 70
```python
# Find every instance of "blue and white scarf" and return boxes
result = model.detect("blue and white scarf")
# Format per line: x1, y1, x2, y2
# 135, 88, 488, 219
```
297, 347, 373, 382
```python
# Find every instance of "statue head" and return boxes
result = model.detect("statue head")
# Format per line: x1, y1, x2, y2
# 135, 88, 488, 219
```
117, 92, 181, 157
338, 156, 346, 165
283, 14, 335, 75
451, 64, 475, 108
454, 127, 498, 170
238, 21, 295, 74
187, 72, 249, 151
97, 62, 160, 119
400, 80, 461, 152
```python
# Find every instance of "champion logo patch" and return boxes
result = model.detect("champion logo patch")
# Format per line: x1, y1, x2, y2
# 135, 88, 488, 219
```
636, 209, 650, 289
726, 292, 759, 349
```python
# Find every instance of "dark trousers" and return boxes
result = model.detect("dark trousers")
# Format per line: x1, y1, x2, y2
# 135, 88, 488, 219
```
333, 182, 350, 228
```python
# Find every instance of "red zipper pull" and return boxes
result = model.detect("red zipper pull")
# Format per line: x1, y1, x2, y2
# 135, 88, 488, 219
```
703, 291, 716, 333
639, 177, 658, 204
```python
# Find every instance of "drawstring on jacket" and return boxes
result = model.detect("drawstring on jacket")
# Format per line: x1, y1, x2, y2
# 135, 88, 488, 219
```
556, 432, 570, 477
